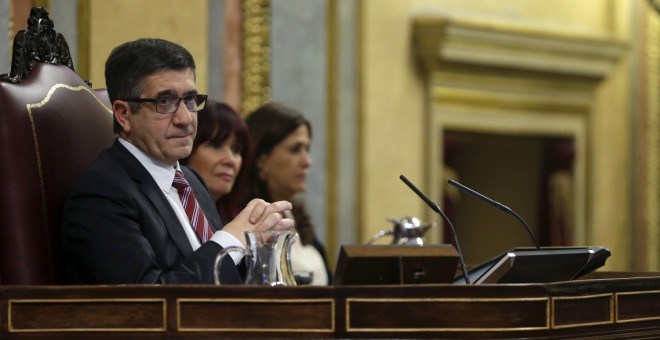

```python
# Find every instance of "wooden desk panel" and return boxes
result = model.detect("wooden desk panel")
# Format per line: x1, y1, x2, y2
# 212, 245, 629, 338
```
1, 285, 334, 339
3, 274, 660, 338
617, 290, 660, 323
345, 297, 549, 331
9, 298, 166, 332
552, 294, 613, 328
177, 298, 334, 333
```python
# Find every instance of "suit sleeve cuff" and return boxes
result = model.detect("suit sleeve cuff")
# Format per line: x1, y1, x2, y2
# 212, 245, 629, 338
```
210, 231, 245, 265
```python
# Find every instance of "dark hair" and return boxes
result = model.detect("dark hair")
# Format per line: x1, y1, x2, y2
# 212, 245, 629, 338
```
246, 102, 312, 160
105, 38, 196, 134
244, 102, 315, 244
181, 100, 251, 220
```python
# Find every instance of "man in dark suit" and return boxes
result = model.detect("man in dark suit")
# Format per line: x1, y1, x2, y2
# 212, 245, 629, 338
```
61, 38, 293, 284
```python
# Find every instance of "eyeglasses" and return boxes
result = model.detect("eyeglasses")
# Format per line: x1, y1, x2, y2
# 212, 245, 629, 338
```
122, 94, 208, 114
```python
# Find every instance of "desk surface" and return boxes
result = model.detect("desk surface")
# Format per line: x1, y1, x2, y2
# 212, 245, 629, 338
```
3, 272, 660, 339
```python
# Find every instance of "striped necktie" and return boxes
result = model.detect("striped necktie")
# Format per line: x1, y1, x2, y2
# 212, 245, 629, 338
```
172, 170, 213, 243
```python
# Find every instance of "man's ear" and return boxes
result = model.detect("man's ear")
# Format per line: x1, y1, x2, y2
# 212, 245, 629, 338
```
113, 100, 132, 135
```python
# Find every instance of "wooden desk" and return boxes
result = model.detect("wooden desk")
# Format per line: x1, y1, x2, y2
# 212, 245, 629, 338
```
2, 273, 660, 339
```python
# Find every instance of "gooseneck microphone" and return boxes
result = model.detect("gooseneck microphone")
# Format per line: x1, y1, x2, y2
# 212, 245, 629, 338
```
447, 179, 541, 250
400, 175, 471, 284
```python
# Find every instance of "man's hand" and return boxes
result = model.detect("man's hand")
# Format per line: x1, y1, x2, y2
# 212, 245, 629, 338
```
222, 199, 295, 246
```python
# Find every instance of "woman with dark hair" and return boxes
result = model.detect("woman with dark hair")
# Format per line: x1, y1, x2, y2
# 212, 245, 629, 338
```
245, 102, 332, 285
181, 100, 251, 221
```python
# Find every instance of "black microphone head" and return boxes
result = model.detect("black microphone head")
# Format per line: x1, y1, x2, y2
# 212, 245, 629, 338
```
400, 175, 442, 214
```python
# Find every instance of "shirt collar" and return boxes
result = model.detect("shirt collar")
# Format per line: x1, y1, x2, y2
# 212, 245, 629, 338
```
118, 138, 180, 193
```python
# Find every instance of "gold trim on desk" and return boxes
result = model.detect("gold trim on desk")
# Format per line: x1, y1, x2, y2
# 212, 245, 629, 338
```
8, 298, 167, 333
176, 297, 335, 332
616, 289, 660, 323
551, 293, 614, 329
345, 297, 550, 332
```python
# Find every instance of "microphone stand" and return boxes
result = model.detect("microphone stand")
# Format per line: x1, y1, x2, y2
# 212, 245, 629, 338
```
400, 175, 471, 284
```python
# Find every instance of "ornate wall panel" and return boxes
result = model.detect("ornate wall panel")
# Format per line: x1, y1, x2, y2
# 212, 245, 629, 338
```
413, 16, 626, 263
240, 0, 271, 114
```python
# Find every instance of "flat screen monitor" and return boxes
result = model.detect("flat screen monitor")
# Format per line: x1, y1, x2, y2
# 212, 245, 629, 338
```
453, 246, 611, 284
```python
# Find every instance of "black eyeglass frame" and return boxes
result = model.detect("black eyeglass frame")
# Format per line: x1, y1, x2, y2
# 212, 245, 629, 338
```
121, 94, 208, 114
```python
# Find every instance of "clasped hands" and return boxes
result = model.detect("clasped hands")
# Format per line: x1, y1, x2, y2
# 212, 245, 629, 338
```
221, 198, 295, 246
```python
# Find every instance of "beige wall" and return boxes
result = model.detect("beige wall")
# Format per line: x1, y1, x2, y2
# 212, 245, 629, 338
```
87, 0, 209, 93
360, 0, 632, 270
590, 27, 632, 270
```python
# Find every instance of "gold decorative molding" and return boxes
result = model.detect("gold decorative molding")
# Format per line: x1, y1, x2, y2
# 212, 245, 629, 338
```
241, 0, 271, 114
413, 16, 627, 79
432, 87, 590, 114
412, 15, 626, 248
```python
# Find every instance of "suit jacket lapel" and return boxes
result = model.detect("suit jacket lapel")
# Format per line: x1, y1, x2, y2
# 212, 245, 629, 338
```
109, 140, 194, 257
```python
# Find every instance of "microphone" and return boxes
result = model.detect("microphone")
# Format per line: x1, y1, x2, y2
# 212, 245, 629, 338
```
447, 179, 541, 250
399, 175, 471, 284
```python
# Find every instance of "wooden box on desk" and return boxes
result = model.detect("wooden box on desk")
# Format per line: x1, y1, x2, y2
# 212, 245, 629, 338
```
334, 245, 459, 285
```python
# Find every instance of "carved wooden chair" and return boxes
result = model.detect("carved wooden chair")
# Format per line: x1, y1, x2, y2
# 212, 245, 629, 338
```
0, 7, 114, 284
